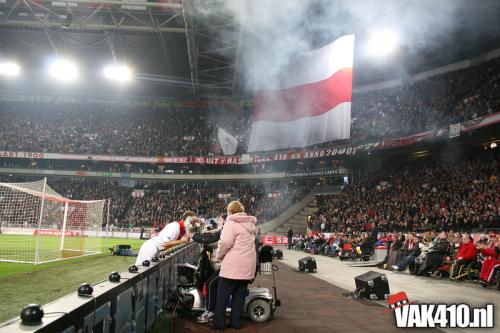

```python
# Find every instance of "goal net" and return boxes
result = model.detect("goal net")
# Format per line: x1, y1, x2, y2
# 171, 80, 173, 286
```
0, 178, 106, 264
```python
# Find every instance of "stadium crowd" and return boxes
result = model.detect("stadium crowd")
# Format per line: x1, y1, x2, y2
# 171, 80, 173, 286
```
0, 176, 313, 229
288, 149, 499, 287
1, 57, 499, 157
349, 57, 500, 143
307, 150, 499, 234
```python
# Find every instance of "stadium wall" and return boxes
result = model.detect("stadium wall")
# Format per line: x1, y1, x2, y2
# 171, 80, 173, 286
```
0, 243, 199, 333
0, 167, 349, 180
1, 227, 142, 239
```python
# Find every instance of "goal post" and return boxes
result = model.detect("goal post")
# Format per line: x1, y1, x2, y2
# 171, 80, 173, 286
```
0, 178, 107, 264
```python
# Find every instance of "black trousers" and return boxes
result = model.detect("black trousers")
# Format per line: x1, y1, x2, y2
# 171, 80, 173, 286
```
206, 269, 220, 312
288, 236, 293, 249
213, 277, 249, 329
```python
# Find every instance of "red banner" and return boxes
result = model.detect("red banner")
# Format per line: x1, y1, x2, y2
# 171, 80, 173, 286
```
33, 229, 82, 237
260, 235, 288, 245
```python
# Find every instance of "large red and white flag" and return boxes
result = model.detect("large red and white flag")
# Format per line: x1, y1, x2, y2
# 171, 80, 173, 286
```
248, 35, 354, 152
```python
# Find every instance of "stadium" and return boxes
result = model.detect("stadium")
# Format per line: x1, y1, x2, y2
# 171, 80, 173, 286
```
0, 0, 499, 332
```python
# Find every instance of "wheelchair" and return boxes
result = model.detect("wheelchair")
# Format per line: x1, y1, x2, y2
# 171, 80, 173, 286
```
490, 267, 500, 290
429, 254, 453, 279
449, 260, 481, 281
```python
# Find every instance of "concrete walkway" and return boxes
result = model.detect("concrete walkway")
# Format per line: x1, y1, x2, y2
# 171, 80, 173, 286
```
280, 248, 499, 333
175, 261, 441, 333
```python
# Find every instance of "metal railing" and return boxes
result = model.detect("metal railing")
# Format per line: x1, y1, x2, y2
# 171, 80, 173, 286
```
0, 242, 199, 333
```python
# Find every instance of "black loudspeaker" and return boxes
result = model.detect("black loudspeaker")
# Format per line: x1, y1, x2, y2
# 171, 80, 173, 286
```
108, 272, 121, 282
272, 249, 283, 260
298, 257, 317, 272
20, 304, 44, 325
354, 271, 390, 300
77, 283, 93, 297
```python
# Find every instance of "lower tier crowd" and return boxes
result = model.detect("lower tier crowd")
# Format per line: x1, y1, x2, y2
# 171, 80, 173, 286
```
290, 228, 499, 289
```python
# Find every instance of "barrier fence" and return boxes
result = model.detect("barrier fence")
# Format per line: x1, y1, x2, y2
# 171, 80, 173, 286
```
0, 242, 199, 333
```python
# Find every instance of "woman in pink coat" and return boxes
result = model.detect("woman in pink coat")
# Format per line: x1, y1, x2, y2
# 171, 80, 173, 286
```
213, 201, 257, 330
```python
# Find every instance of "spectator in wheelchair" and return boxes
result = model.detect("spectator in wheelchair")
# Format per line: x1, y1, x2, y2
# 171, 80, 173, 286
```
415, 232, 450, 276
450, 233, 478, 279
477, 233, 500, 286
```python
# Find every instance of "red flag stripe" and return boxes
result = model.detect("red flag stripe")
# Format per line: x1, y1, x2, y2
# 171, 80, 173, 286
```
253, 67, 352, 123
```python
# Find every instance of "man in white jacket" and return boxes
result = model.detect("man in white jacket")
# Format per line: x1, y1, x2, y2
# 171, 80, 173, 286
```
135, 211, 201, 265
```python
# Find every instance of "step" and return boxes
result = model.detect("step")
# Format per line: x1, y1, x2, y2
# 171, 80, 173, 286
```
287, 218, 306, 223
288, 217, 307, 223
266, 194, 317, 235
286, 223, 307, 227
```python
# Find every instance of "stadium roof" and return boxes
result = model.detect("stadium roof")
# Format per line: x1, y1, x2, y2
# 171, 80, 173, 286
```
0, 0, 500, 99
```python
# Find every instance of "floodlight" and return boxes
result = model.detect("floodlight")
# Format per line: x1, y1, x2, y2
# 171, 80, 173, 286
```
368, 29, 398, 57
491, 142, 497, 149
0, 61, 20, 76
103, 64, 133, 82
48, 59, 78, 82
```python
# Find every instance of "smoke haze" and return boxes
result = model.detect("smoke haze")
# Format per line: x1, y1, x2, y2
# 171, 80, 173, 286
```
195, 0, 500, 90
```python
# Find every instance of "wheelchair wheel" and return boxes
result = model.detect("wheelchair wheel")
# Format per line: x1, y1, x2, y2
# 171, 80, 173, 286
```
247, 299, 271, 323
431, 270, 443, 279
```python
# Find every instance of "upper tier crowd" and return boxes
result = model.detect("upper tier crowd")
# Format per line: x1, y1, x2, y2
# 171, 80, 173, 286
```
1, 57, 499, 157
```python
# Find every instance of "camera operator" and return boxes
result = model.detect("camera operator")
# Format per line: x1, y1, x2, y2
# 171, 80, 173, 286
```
192, 214, 226, 323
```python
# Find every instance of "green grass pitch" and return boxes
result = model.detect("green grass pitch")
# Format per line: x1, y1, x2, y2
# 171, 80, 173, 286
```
0, 234, 107, 263
0, 235, 146, 323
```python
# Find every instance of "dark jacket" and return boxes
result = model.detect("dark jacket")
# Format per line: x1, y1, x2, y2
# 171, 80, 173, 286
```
429, 238, 450, 254
192, 229, 222, 245
194, 248, 214, 289
409, 243, 422, 257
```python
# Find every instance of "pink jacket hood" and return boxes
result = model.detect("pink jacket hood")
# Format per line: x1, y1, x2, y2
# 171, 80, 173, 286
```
227, 213, 257, 232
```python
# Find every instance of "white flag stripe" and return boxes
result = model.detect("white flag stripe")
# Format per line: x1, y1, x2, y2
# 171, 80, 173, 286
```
248, 102, 351, 152
272, 34, 355, 90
